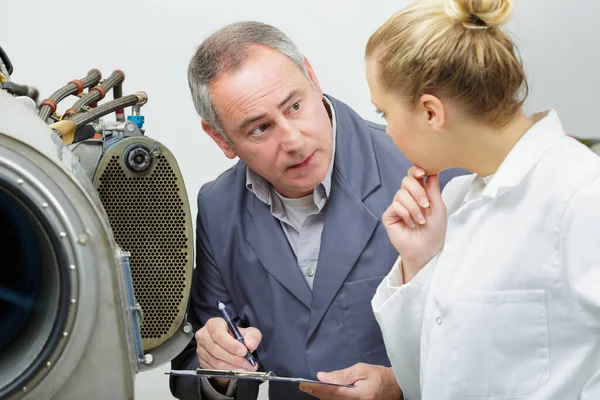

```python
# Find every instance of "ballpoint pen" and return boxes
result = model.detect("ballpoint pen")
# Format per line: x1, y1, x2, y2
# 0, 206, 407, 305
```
217, 300, 258, 369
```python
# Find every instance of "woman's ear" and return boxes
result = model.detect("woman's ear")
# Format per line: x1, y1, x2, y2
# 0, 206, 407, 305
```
417, 94, 446, 131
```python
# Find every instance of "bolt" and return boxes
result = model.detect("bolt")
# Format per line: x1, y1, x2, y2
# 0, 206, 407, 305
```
143, 353, 154, 365
77, 234, 89, 245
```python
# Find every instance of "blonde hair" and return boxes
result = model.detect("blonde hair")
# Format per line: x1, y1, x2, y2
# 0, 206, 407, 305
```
366, 0, 528, 124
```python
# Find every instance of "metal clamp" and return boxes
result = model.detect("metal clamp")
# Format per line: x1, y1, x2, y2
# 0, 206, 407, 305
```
134, 302, 144, 326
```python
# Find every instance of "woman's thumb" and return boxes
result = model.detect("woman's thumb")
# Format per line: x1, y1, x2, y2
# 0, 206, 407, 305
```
425, 174, 443, 208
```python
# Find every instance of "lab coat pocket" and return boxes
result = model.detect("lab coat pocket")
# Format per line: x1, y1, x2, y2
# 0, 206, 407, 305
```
340, 276, 388, 361
451, 290, 550, 397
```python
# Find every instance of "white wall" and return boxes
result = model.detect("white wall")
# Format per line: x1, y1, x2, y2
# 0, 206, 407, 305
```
2, 1, 599, 398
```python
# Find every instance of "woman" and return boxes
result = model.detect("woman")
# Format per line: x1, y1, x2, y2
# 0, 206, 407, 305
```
366, 0, 600, 399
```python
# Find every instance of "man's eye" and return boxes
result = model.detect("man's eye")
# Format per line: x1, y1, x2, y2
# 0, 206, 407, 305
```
250, 124, 269, 136
375, 109, 386, 119
289, 101, 301, 112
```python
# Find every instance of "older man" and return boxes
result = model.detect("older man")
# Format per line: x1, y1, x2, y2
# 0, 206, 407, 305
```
170, 21, 465, 400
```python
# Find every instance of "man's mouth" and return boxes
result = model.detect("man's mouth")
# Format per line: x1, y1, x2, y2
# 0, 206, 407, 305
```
288, 152, 315, 170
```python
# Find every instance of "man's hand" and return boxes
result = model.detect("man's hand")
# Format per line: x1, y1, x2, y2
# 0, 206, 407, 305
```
298, 363, 402, 400
195, 317, 262, 392
382, 166, 447, 283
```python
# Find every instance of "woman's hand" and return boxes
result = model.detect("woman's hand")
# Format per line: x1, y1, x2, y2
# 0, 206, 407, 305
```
383, 166, 447, 282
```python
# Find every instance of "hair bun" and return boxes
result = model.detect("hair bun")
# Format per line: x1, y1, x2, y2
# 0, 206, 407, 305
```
445, 0, 512, 29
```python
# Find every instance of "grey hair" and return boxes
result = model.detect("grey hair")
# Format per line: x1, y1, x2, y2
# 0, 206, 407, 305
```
187, 21, 309, 141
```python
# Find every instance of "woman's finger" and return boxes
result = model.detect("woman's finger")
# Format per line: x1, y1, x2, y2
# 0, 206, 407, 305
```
384, 200, 415, 228
397, 189, 425, 224
402, 176, 429, 209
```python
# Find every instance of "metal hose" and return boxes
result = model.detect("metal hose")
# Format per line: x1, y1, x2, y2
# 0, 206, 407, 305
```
71, 70, 125, 112
0, 60, 9, 83
38, 69, 102, 121
0, 45, 13, 78
38, 72, 101, 120
70, 92, 147, 129
114, 82, 125, 122
5, 83, 39, 101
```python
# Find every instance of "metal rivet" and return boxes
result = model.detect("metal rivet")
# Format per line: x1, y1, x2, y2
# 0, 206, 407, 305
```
77, 234, 88, 245
182, 325, 192, 334
69, 264, 75, 270
63, 331, 69, 337
60, 232, 67, 238
46, 361, 52, 368
22, 386, 27, 392
41, 202, 49, 208
143, 353, 154, 365
71, 298, 77, 304
17, 179, 24, 185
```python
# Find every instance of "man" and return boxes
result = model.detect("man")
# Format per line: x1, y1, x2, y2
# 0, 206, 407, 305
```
171, 21, 465, 400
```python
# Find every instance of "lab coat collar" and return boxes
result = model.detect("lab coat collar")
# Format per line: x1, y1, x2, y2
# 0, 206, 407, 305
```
482, 110, 565, 199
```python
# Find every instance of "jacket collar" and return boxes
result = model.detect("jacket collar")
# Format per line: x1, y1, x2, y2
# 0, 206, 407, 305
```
483, 110, 565, 199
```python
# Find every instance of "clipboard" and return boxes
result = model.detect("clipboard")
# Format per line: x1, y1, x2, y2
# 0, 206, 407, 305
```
166, 368, 355, 388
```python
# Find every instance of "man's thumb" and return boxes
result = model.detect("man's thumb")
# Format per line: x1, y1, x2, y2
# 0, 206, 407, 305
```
239, 327, 262, 351
317, 368, 356, 385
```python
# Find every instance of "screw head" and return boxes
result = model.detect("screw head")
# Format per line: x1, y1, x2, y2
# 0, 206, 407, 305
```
143, 353, 154, 365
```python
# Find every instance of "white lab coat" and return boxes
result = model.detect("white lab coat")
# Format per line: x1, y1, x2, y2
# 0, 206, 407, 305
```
372, 110, 600, 400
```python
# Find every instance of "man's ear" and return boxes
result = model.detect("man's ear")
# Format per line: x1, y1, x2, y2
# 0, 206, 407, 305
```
303, 57, 323, 97
417, 94, 446, 131
201, 120, 237, 159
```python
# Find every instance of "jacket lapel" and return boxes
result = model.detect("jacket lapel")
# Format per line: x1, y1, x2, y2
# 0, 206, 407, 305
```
307, 172, 379, 339
246, 195, 312, 309
306, 95, 382, 339
245, 95, 384, 332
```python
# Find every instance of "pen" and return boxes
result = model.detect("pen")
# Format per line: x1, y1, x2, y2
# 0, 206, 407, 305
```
217, 300, 258, 369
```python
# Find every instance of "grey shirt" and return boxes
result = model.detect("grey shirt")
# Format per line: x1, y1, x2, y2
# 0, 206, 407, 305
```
246, 97, 337, 290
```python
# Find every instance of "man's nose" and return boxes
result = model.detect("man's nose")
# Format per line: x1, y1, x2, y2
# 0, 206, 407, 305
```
279, 121, 304, 153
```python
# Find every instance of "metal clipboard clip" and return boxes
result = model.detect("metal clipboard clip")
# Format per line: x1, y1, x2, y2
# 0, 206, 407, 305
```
167, 368, 355, 387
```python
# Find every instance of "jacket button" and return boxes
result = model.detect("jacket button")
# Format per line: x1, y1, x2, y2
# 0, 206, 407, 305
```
435, 317, 443, 325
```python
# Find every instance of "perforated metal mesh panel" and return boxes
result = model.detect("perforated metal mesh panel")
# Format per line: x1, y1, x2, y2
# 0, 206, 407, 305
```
93, 137, 193, 350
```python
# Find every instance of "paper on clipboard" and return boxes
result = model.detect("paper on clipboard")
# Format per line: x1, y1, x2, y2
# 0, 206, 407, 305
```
166, 368, 355, 388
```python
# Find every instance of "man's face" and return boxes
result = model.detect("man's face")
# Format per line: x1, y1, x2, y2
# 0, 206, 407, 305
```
205, 46, 333, 198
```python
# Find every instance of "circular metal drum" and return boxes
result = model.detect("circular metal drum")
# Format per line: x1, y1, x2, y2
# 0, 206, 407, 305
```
0, 90, 135, 399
